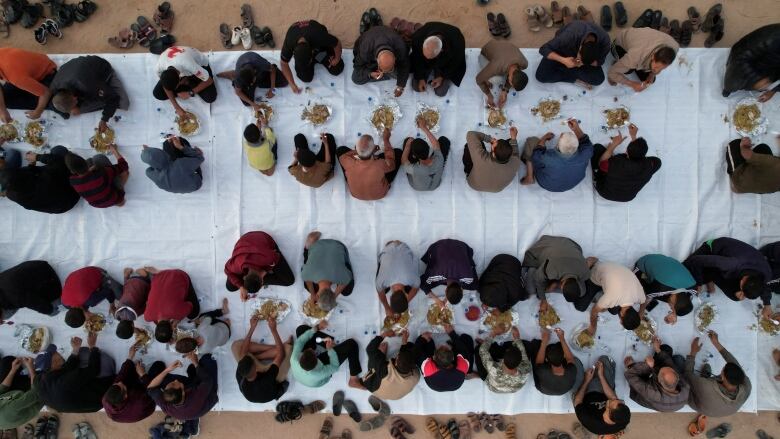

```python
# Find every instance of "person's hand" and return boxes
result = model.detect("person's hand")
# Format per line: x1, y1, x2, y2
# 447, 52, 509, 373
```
416, 116, 427, 130
542, 132, 555, 142
317, 320, 329, 331
541, 327, 551, 341
584, 365, 595, 382
290, 83, 301, 94
87, 331, 98, 348
430, 77, 444, 89
267, 316, 278, 331
11, 357, 22, 370
71, 336, 83, 350
486, 94, 496, 108
401, 329, 409, 344
167, 360, 183, 371
511, 326, 520, 340
24, 109, 42, 120
762, 305, 773, 319
554, 327, 565, 340
21, 357, 33, 370
566, 118, 581, 132
382, 127, 391, 142
109, 302, 117, 317
25, 151, 37, 164
175, 107, 187, 118
381, 329, 395, 338
509, 126, 518, 139
239, 287, 249, 302
417, 79, 426, 92
498, 90, 508, 109
379, 341, 389, 353
539, 300, 549, 313
256, 113, 267, 127
171, 136, 184, 150
623, 356, 634, 368
108, 144, 119, 157
664, 311, 677, 325
690, 337, 702, 356
98, 120, 108, 133
560, 57, 580, 69
324, 338, 335, 350
329, 55, 341, 68
247, 316, 260, 330
708, 330, 721, 348
630, 82, 645, 93
370, 71, 383, 80
129, 345, 138, 360
628, 123, 638, 139
739, 136, 752, 149
652, 336, 661, 353
265, 89, 275, 99
759, 90, 777, 103
595, 359, 605, 376
177, 91, 191, 100
444, 323, 454, 334
0, 109, 11, 123
135, 360, 146, 376
645, 355, 655, 368
393, 86, 404, 97
610, 132, 626, 146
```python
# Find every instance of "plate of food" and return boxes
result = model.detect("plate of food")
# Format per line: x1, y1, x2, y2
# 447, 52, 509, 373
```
175, 111, 200, 136
487, 107, 507, 129
85, 313, 107, 333
254, 102, 274, 121
382, 310, 411, 333
369, 101, 402, 133
251, 297, 292, 322
570, 322, 595, 352
633, 316, 657, 345
603, 106, 630, 130
732, 98, 767, 137
426, 302, 454, 332
23, 121, 46, 148
0, 121, 22, 142
531, 98, 562, 123
480, 310, 520, 337
757, 314, 780, 336
89, 127, 115, 153
301, 102, 332, 126
538, 305, 561, 328
134, 327, 152, 349
694, 302, 718, 333
16, 324, 50, 354
416, 103, 440, 133
301, 297, 336, 324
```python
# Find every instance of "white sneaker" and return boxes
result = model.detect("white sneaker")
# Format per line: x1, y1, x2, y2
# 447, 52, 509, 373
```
240, 27, 252, 49
231, 26, 242, 45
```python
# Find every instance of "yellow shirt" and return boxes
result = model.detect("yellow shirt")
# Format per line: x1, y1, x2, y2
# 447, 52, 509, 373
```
244, 127, 276, 171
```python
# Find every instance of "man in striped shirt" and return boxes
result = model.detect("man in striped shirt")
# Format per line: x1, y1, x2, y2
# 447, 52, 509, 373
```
65, 144, 129, 208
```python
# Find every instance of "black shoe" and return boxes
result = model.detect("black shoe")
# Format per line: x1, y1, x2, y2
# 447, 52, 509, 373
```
649, 10, 662, 30
368, 7, 382, 25
34, 24, 47, 44
632, 8, 652, 28
600, 5, 612, 31
332, 390, 345, 416
613, 1, 627, 27
359, 11, 371, 34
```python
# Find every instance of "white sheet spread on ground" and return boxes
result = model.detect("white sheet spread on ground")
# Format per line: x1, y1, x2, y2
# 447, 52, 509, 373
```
1, 48, 780, 415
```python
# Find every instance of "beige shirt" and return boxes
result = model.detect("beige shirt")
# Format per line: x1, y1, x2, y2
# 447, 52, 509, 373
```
608, 28, 679, 84
288, 162, 333, 188
338, 146, 395, 200
591, 261, 646, 308
466, 131, 522, 193
730, 152, 780, 194
372, 361, 420, 400
476, 40, 528, 93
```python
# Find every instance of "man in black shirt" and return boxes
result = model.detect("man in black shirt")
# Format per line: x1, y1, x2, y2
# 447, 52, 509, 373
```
279, 20, 343, 94
231, 314, 291, 403
217, 52, 288, 108
527, 328, 583, 396
591, 123, 661, 202
573, 356, 631, 436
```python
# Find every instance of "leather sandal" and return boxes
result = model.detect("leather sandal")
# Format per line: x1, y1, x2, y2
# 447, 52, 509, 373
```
153, 1, 173, 33
496, 12, 510, 37
687, 6, 701, 32
561, 6, 573, 25
261, 26, 275, 48
240, 3, 253, 28
20, 2, 42, 28
486, 12, 500, 36
534, 5, 553, 28
251, 24, 265, 46
650, 9, 662, 29
680, 20, 693, 47
669, 19, 681, 43
130, 23, 151, 47
525, 7, 541, 32
704, 17, 724, 48
550, 1, 563, 27
632, 8, 653, 28
219, 23, 232, 49
576, 5, 594, 23
108, 27, 135, 49
701, 3, 722, 33
3, 0, 23, 24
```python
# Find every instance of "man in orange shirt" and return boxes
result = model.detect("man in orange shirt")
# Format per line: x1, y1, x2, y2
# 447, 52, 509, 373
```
0, 48, 57, 122
337, 128, 401, 201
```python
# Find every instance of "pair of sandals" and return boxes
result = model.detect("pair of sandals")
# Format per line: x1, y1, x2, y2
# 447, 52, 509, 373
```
359, 7, 381, 34
670, 20, 694, 47
318, 417, 351, 439
702, 3, 724, 48
47, 0, 96, 28
388, 416, 415, 439
633, 8, 665, 29
599, 2, 627, 31
71, 423, 96, 439
153, 1, 173, 33
23, 414, 58, 439
486, 13, 510, 38
535, 429, 572, 439
33, 17, 61, 44
525, 5, 554, 33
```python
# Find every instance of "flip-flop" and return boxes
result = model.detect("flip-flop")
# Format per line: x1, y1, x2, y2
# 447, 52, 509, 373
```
505, 423, 517, 439
458, 420, 472, 439
136, 16, 157, 41
425, 418, 440, 438
660, 17, 670, 34
342, 400, 362, 423
706, 423, 732, 439
650, 10, 663, 29
632, 8, 653, 28
680, 20, 693, 47
71, 424, 82, 439
20, 3, 43, 28
43, 18, 61, 38
701, 3, 722, 33
153, 1, 174, 33
318, 417, 333, 439
756, 430, 774, 439
251, 25, 265, 46
332, 390, 345, 416
219, 23, 232, 49
45, 414, 58, 439
447, 419, 460, 439
368, 395, 390, 416
687, 6, 701, 32
359, 415, 388, 432
108, 27, 135, 48
131, 23, 151, 47
486, 12, 500, 36
534, 5, 553, 28
79, 422, 97, 439
466, 413, 481, 434
56, 3, 75, 26
704, 17, 724, 48
550, 1, 563, 27
525, 7, 540, 32
669, 19, 681, 43
240, 3, 253, 28
576, 6, 594, 23
492, 415, 506, 432
21, 424, 34, 439
496, 13, 511, 38
3, 0, 23, 24
261, 26, 275, 48
613, 1, 627, 27
438, 422, 451, 439
600, 5, 612, 31
561, 6, 573, 25
0, 16, 9, 38
34, 25, 47, 45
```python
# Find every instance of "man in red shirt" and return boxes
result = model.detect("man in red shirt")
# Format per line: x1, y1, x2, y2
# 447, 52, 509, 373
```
62, 266, 123, 328
144, 269, 200, 343
65, 144, 130, 208
224, 231, 294, 301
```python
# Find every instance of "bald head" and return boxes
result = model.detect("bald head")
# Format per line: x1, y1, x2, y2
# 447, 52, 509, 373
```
377, 50, 396, 73
658, 367, 679, 391
423, 36, 443, 59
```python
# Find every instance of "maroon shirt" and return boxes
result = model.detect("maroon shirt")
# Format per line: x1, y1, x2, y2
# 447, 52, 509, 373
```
102, 360, 156, 423
224, 231, 280, 289
69, 158, 128, 208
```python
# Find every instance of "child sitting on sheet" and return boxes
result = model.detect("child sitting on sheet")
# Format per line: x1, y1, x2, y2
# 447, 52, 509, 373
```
65, 144, 129, 208
141, 135, 204, 194
243, 113, 276, 176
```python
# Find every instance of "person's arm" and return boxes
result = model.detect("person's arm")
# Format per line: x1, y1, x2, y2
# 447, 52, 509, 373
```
478, 336, 499, 375
267, 318, 285, 367
684, 255, 739, 285
323, 134, 332, 164
279, 61, 299, 94
292, 327, 317, 359
556, 328, 576, 364
607, 52, 645, 91
233, 85, 258, 107
269, 65, 277, 96
407, 287, 419, 303
536, 330, 550, 365
0, 88, 10, 122
574, 365, 595, 406
420, 122, 440, 151
99, 82, 121, 122
147, 361, 182, 389
0, 358, 21, 388
191, 77, 214, 94
366, 335, 387, 365
599, 133, 626, 163
377, 289, 392, 315
624, 361, 656, 395
238, 316, 260, 359
331, 39, 343, 66
588, 305, 603, 334
401, 137, 412, 166
381, 129, 394, 171
597, 362, 619, 400
10, 75, 52, 120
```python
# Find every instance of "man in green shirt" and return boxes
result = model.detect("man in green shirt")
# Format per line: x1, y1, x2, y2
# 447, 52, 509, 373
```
301, 232, 355, 310
291, 320, 363, 389
0, 356, 43, 430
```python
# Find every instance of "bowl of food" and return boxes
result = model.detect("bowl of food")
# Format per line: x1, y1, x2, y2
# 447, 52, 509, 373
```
531, 98, 562, 123
481, 310, 519, 336
487, 107, 507, 129
301, 103, 332, 126
732, 98, 767, 137
301, 297, 335, 324
24, 121, 46, 148
370, 102, 401, 132
633, 316, 657, 345
252, 298, 292, 322
176, 111, 200, 136
695, 303, 717, 333
603, 106, 630, 130
426, 302, 454, 331
0, 121, 22, 142
757, 315, 780, 336
570, 323, 595, 352
254, 102, 274, 121
89, 127, 115, 153
538, 306, 561, 328
85, 313, 107, 333
17, 325, 50, 354
416, 104, 440, 133
382, 310, 411, 333
134, 327, 152, 349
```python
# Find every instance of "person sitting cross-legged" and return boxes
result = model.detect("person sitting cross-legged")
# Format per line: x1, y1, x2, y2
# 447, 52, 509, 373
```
225, 231, 295, 302
573, 356, 631, 437
521, 118, 593, 192
62, 266, 122, 329
591, 123, 661, 202
463, 127, 523, 193
410, 22, 467, 97
624, 335, 689, 412
401, 117, 450, 191
232, 314, 292, 403
146, 352, 219, 423
288, 132, 337, 188
142, 136, 204, 194
475, 326, 531, 394
359, 329, 419, 400
65, 144, 129, 208
608, 28, 678, 93
351, 25, 410, 97
686, 331, 751, 417
101, 345, 156, 423
527, 328, 583, 396
291, 320, 364, 389
0, 356, 42, 430
301, 231, 354, 310
144, 269, 201, 343
535, 21, 611, 89
153, 46, 217, 116
415, 326, 474, 392
337, 128, 401, 201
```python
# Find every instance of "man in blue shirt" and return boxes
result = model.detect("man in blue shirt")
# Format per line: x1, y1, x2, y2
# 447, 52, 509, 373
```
634, 254, 697, 324
521, 118, 593, 192
290, 320, 363, 389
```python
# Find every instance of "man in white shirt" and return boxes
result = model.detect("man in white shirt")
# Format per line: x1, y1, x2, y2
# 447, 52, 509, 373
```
585, 258, 646, 335
153, 46, 217, 117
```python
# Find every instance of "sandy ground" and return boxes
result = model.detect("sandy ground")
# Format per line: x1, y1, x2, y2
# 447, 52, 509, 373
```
2, 0, 780, 438
1, 0, 778, 52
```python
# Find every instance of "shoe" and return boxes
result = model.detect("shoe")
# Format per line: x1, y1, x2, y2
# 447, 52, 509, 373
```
704, 17, 724, 48
231, 26, 241, 45
240, 27, 252, 49
219, 23, 233, 49
632, 8, 653, 28
43, 18, 61, 38
669, 19, 681, 44
600, 5, 612, 31
687, 6, 701, 32
649, 9, 662, 29
613, 1, 627, 27
333, 391, 345, 416
34, 24, 47, 44
534, 5, 553, 28
701, 3, 722, 33
525, 7, 541, 32
261, 26, 274, 48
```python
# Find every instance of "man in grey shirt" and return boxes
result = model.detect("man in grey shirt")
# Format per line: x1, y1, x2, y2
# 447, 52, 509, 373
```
301, 232, 355, 310
401, 117, 450, 191
522, 235, 591, 312
376, 240, 420, 316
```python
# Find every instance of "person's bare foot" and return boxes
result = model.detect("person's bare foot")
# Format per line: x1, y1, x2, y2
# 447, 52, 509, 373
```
305, 231, 322, 249
144, 266, 159, 274
221, 297, 229, 315
123, 267, 133, 281
706, 282, 716, 293
347, 376, 366, 390
575, 80, 593, 90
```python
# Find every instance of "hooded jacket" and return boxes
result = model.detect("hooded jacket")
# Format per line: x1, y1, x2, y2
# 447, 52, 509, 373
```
141, 146, 203, 194
0, 152, 80, 214
0, 261, 61, 316
723, 24, 780, 96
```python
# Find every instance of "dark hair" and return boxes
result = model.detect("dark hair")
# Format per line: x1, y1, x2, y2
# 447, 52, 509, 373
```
389, 290, 409, 314
503, 345, 523, 369
64, 152, 89, 175
175, 337, 198, 354
163, 388, 183, 404
236, 355, 256, 378
494, 139, 512, 164
579, 41, 599, 66
510, 69, 528, 91
116, 320, 134, 339
298, 149, 317, 168
238, 65, 256, 87
160, 67, 180, 91
653, 46, 677, 65
52, 89, 76, 113
561, 278, 581, 302
610, 403, 631, 425
675, 293, 694, 317
742, 274, 766, 299
155, 320, 173, 343
299, 349, 318, 371
546, 343, 565, 367
104, 384, 126, 406
626, 138, 648, 159
621, 307, 641, 331
243, 271, 263, 294
410, 138, 430, 160
445, 283, 463, 305
64, 308, 86, 328
723, 362, 745, 386
395, 350, 415, 375
433, 346, 455, 369
293, 42, 313, 66
243, 124, 261, 144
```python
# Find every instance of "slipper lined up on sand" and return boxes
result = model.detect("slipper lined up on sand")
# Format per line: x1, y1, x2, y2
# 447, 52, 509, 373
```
614, 1, 628, 27
108, 27, 136, 49
632, 8, 653, 28
600, 5, 612, 31
153, 1, 174, 33
706, 423, 732, 439
687, 6, 701, 32
680, 20, 693, 47
576, 5, 594, 23
550, 1, 563, 27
